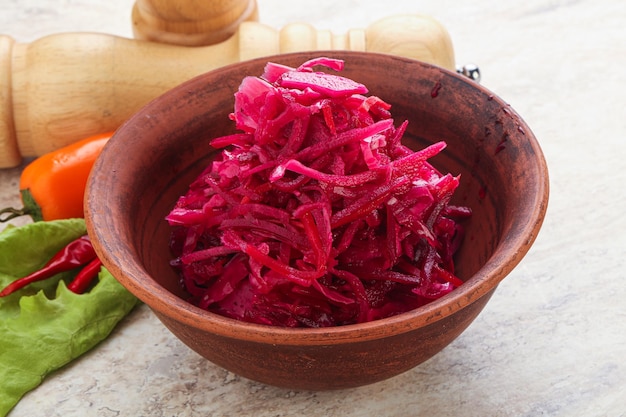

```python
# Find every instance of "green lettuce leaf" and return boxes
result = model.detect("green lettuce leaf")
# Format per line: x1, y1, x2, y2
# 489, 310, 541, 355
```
0, 220, 139, 416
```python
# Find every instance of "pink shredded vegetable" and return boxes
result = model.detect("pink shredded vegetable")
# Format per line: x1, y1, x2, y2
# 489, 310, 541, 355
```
166, 57, 471, 327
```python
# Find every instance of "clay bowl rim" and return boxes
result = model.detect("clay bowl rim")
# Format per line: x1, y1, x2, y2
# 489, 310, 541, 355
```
86, 51, 549, 346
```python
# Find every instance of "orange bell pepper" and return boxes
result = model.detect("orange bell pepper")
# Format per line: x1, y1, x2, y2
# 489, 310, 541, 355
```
0, 132, 113, 222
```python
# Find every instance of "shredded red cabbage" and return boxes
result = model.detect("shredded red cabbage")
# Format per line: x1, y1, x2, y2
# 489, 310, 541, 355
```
166, 57, 471, 327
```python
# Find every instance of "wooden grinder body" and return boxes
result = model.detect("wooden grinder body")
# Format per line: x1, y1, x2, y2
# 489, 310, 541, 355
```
0, 15, 455, 167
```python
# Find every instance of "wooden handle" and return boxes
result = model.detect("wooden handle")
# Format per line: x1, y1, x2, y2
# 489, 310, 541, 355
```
0, 14, 455, 168
132, 0, 259, 46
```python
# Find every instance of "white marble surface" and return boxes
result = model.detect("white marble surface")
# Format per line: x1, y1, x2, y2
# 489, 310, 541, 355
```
2, 0, 626, 416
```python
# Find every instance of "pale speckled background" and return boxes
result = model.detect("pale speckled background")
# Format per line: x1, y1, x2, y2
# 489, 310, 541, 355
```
1, 1, 626, 416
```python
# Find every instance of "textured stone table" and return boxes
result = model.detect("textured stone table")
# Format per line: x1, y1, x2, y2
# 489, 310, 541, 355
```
2, 1, 625, 416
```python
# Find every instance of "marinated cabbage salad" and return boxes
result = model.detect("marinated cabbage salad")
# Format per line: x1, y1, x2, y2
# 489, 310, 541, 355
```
166, 57, 471, 328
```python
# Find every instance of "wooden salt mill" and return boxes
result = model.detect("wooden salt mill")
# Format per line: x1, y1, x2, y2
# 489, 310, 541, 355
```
0, 14, 456, 168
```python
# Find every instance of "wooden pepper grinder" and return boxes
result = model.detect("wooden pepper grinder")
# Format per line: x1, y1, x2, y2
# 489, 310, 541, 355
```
132, 0, 259, 46
0, 14, 455, 168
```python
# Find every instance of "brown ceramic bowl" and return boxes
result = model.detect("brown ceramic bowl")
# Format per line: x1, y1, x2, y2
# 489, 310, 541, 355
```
85, 51, 549, 390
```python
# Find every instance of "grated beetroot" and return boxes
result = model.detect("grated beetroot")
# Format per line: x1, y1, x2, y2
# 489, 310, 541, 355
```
166, 57, 471, 327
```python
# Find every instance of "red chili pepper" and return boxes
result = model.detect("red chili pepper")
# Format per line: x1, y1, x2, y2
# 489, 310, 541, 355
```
67, 257, 103, 294
0, 235, 97, 297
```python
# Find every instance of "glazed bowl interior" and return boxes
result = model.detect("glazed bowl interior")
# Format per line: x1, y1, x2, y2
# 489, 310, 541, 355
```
85, 51, 548, 389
